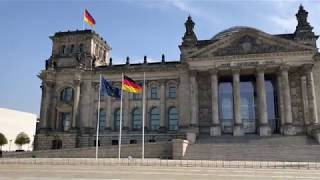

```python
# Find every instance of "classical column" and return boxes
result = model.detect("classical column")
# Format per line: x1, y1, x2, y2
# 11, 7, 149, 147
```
159, 80, 166, 132
72, 79, 81, 129
256, 66, 271, 136
123, 92, 130, 130
232, 67, 243, 136
304, 65, 318, 125
210, 68, 221, 136
190, 70, 199, 127
276, 73, 285, 130
280, 65, 295, 135
301, 75, 310, 126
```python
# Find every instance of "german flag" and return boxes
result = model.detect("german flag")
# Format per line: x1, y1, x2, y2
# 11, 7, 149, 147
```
122, 75, 142, 94
83, 9, 96, 27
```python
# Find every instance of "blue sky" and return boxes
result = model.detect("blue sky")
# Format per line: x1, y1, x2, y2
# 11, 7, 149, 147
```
0, 0, 319, 116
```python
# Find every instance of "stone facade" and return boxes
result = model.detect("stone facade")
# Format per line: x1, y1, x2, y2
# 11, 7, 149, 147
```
35, 5, 320, 151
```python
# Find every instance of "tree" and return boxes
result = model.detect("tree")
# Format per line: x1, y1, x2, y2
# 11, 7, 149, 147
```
0, 133, 8, 150
15, 132, 30, 150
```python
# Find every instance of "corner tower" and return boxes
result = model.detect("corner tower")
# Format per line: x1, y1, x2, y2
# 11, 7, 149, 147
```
47, 30, 111, 70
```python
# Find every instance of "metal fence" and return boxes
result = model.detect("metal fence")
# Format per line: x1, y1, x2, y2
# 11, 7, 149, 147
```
1, 158, 320, 169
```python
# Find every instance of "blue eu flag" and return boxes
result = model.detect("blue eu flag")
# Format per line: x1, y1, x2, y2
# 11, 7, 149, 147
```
101, 77, 121, 98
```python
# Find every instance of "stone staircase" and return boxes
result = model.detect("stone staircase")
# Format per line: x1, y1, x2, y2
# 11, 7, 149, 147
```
183, 135, 320, 161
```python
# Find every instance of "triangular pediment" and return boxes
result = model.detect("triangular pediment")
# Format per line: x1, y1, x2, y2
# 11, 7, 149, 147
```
189, 29, 314, 58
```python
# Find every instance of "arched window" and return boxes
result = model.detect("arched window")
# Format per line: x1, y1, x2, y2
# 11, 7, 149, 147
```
99, 109, 106, 129
60, 87, 73, 102
150, 107, 160, 130
114, 109, 121, 130
132, 108, 142, 130
168, 107, 178, 130
168, 86, 177, 98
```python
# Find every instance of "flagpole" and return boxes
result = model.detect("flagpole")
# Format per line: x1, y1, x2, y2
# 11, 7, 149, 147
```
142, 72, 146, 160
82, 10, 84, 30
95, 74, 102, 160
118, 73, 124, 161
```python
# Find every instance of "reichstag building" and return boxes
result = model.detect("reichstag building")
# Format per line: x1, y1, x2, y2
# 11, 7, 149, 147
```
34, 5, 320, 150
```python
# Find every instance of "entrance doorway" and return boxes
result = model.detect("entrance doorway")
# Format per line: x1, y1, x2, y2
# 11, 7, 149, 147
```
218, 75, 280, 135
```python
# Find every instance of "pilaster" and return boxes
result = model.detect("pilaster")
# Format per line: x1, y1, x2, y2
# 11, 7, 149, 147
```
72, 79, 81, 129
123, 92, 130, 130
159, 80, 166, 132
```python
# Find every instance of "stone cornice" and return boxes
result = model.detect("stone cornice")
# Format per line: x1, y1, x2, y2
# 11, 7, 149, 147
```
256, 64, 266, 73
279, 64, 290, 72
231, 66, 241, 74
186, 50, 315, 62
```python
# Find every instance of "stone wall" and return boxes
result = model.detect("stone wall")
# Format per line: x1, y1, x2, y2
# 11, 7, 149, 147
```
34, 132, 185, 150
4, 142, 172, 159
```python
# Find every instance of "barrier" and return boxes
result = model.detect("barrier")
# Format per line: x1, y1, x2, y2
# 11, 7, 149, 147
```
0, 158, 319, 169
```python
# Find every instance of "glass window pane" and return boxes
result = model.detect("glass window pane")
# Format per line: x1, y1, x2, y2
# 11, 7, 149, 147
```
150, 87, 158, 99
219, 82, 233, 133
61, 87, 73, 102
150, 107, 160, 130
168, 86, 176, 98
114, 109, 122, 130
61, 112, 71, 131
99, 110, 106, 129
132, 108, 142, 130
168, 107, 178, 130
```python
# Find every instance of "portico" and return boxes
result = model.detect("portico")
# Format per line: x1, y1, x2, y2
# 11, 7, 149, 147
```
187, 60, 318, 137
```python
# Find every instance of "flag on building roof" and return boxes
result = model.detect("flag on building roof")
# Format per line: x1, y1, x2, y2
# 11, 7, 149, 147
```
122, 75, 142, 94
101, 77, 121, 98
83, 9, 96, 27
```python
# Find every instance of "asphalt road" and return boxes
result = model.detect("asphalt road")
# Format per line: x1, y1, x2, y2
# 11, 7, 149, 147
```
0, 164, 320, 180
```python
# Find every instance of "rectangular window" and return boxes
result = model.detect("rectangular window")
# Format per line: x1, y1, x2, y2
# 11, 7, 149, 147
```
150, 87, 158, 99
168, 86, 176, 98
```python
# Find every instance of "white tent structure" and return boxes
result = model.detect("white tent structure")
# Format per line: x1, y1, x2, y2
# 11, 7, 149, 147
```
0, 108, 37, 151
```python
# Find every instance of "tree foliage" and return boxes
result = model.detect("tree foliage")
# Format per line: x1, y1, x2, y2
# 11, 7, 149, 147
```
0, 133, 8, 147
14, 132, 30, 146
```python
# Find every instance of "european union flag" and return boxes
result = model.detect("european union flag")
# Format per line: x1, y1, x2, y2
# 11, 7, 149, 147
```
101, 77, 121, 98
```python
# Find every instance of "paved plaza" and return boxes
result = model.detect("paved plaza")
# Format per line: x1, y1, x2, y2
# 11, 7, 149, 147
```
0, 164, 320, 180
